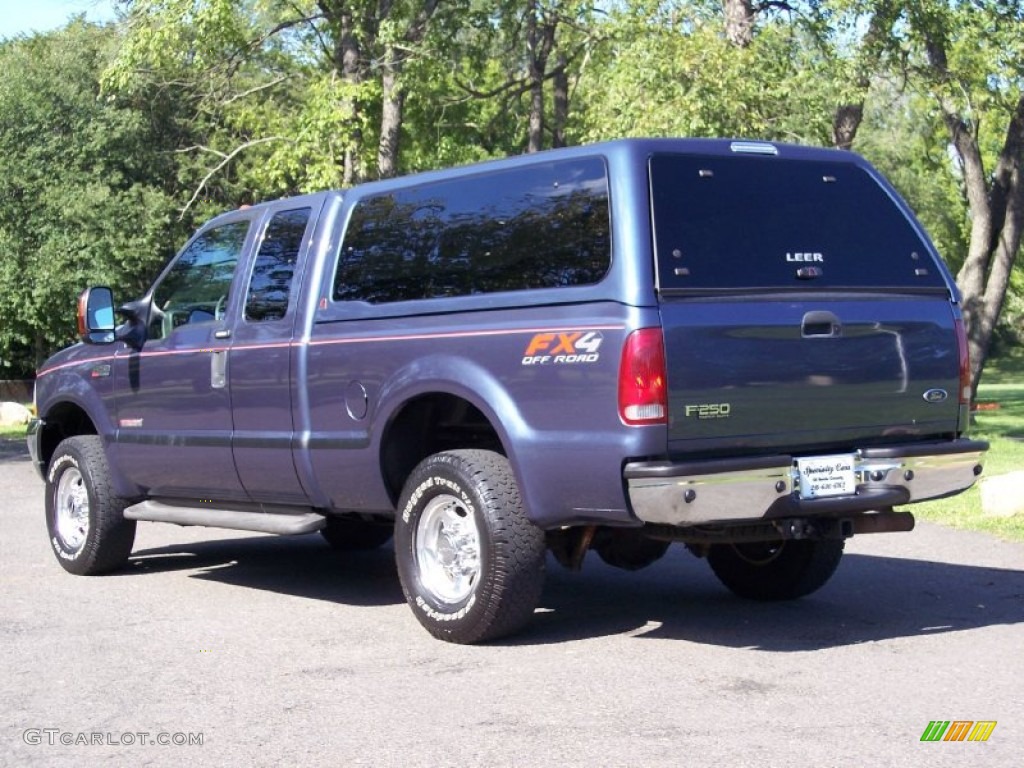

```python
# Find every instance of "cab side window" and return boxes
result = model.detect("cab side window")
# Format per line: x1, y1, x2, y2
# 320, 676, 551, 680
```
244, 208, 311, 322
149, 221, 251, 341
333, 157, 610, 303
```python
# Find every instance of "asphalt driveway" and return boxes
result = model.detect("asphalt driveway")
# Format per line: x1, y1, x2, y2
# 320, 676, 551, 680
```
2, 440, 1022, 767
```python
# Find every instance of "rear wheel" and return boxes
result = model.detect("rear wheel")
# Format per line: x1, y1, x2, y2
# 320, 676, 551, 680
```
394, 449, 546, 644
46, 436, 136, 575
320, 516, 393, 551
707, 538, 844, 600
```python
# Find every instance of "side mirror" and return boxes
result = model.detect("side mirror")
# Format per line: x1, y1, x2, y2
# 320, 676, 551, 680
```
77, 287, 116, 345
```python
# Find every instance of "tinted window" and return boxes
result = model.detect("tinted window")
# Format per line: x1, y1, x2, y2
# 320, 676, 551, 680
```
650, 154, 947, 291
245, 208, 310, 322
150, 220, 250, 340
333, 158, 610, 303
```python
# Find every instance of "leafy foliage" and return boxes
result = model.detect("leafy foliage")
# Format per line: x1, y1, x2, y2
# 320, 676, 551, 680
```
0, 1, 1020, 381
0, 22, 185, 376
578, 4, 836, 144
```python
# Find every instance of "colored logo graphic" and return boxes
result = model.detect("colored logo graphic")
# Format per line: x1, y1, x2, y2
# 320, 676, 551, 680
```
920, 720, 997, 742
522, 331, 603, 365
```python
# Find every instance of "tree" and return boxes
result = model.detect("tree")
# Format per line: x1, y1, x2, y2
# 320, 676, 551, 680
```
855, 85, 972, 270
577, 2, 837, 144
107, 0, 454, 198
578, 0, 1021, 388
394, 1, 602, 158
889, 1, 1023, 395
0, 22, 184, 375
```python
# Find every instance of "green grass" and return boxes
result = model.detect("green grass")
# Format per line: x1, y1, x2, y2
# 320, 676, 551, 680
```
910, 351, 1024, 542
0, 423, 29, 440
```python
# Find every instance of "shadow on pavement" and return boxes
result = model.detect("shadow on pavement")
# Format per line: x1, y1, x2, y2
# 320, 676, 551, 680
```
129, 534, 404, 608
127, 533, 1024, 650
521, 547, 1024, 650
0, 438, 30, 463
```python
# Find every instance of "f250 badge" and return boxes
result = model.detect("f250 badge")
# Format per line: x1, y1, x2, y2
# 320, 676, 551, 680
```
685, 403, 732, 419
522, 331, 603, 365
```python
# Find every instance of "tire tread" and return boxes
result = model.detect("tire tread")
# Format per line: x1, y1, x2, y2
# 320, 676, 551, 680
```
395, 449, 545, 644
47, 435, 135, 575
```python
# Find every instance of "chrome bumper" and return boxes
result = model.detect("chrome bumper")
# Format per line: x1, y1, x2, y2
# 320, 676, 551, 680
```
625, 440, 988, 527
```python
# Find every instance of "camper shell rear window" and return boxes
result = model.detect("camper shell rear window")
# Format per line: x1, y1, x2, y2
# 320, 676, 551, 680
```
649, 154, 947, 292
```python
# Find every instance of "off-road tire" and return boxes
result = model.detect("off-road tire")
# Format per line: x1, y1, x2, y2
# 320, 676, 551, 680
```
394, 449, 546, 644
707, 538, 844, 601
46, 435, 136, 575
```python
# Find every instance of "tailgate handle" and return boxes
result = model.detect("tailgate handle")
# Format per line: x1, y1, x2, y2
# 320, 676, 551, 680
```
802, 310, 841, 338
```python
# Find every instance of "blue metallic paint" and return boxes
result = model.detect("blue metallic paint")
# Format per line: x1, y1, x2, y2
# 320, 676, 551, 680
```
33, 139, 981, 531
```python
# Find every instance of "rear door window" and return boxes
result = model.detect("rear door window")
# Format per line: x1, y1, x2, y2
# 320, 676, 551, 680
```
245, 207, 311, 322
649, 154, 947, 292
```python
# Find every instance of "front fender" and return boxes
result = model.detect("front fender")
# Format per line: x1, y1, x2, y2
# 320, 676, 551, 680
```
34, 357, 139, 498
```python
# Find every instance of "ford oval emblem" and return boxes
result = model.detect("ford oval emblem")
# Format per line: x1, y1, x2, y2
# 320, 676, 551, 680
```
923, 388, 948, 403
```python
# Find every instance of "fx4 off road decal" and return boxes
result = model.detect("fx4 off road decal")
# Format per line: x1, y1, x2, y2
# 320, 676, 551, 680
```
522, 331, 604, 365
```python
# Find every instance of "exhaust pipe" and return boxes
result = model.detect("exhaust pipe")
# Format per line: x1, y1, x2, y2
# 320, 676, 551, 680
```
849, 511, 915, 535
644, 510, 916, 546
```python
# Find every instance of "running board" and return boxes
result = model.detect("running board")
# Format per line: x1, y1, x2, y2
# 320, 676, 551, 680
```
123, 500, 326, 535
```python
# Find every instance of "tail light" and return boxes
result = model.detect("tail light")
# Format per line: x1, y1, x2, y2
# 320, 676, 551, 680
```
954, 318, 971, 405
618, 328, 668, 425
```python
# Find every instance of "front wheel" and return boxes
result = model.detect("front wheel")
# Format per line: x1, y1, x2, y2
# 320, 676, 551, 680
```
46, 436, 136, 575
394, 450, 546, 644
707, 538, 844, 601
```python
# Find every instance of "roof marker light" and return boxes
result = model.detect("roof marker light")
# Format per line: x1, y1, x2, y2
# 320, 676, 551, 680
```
729, 141, 778, 156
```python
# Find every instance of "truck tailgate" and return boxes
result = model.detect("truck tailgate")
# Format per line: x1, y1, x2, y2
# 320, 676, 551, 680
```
660, 293, 963, 454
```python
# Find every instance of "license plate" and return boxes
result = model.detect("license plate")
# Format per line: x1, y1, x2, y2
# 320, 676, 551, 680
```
795, 454, 856, 499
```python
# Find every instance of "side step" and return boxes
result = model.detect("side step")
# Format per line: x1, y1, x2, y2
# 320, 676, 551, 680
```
123, 500, 326, 535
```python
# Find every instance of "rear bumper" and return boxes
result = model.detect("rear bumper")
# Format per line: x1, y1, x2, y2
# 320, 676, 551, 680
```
625, 439, 988, 527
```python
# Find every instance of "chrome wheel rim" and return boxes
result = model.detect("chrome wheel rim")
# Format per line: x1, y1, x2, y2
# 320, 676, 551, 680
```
415, 493, 481, 604
54, 467, 90, 553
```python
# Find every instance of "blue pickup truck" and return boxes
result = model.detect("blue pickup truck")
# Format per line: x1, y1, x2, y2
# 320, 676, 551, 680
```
29, 138, 987, 643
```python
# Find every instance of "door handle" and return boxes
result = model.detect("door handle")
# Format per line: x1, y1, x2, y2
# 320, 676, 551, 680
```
802, 310, 841, 338
210, 350, 227, 389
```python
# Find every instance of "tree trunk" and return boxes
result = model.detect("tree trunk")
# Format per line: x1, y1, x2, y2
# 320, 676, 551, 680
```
954, 95, 1024, 397
375, 1, 439, 177
525, 0, 547, 153
831, 104, 863, 150
333, 7, 364, 186
34, 331, 46, 371
831, 9, 894, 150
378, 58, 404, 179
913, 20, 1023, 395
552, 54, 568, 149
723, 0, 754, 48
